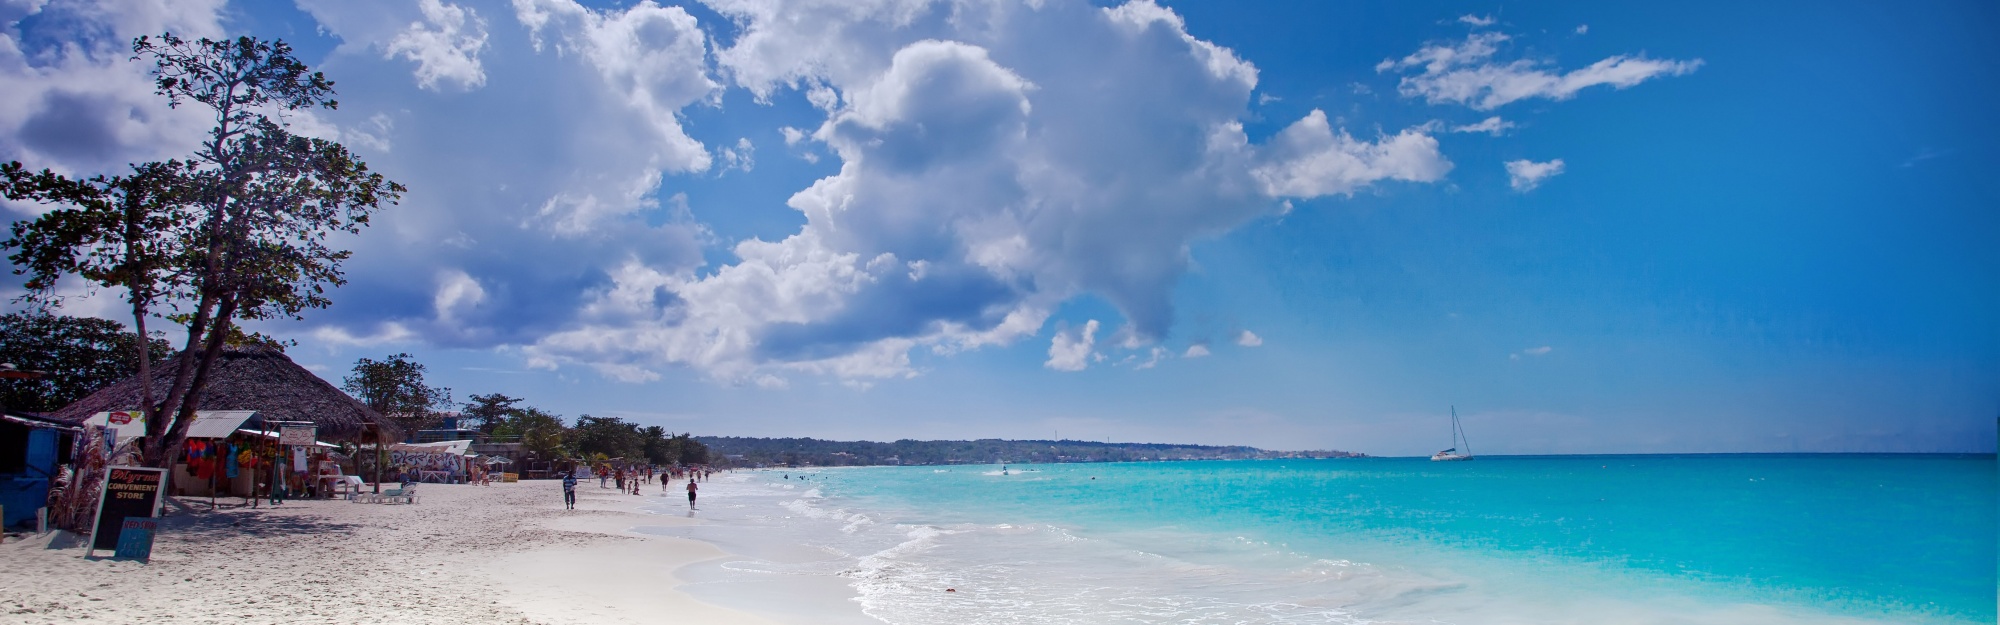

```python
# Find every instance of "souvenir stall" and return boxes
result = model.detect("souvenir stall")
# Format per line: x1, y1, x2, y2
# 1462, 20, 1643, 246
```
159, 411, 262, 499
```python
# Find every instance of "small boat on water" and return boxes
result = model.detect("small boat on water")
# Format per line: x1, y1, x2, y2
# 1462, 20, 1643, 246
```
1431, 406, 1473, 462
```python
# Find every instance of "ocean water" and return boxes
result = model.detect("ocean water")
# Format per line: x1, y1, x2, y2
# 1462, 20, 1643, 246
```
645, 455, 1995, 625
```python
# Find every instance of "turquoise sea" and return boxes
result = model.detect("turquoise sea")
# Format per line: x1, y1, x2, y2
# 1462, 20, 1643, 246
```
657, 455, 1996, 624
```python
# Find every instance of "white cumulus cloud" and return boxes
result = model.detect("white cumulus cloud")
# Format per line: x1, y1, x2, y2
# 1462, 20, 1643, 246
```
519, 0, 1454, 385
1183, 344, 1210, 358
275, 0, 721, 350
1250, 110, 1451, 197
1505, 158, 1565, 191
1045, 319, 1099, 371
1236, 330, 1262, 347
385, 0, 490, 91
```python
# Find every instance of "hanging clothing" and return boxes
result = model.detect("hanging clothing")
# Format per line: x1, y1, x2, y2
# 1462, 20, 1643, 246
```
225, 443, 240, 479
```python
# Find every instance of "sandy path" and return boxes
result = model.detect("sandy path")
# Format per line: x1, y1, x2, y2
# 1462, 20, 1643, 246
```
0, 479, 772, 624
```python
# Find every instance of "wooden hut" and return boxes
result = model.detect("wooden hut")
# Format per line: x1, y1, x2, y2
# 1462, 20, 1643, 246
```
50, 345, 394, 444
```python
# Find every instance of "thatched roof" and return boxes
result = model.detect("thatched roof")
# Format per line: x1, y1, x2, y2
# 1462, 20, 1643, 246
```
49, 345, 393, 442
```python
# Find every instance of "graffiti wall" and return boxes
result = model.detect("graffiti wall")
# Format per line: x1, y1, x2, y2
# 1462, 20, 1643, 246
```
390, 450, 461, 473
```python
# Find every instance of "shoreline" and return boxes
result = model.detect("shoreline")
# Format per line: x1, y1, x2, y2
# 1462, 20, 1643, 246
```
0, 475, 844, 624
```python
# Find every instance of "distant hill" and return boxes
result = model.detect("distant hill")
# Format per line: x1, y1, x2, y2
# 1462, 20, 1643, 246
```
695, 436, 1366, 467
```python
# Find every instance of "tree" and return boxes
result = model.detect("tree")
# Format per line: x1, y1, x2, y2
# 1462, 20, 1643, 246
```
343, 353, 451, 438
570, 414, 642, 460
460, 392, 521, 434
641, 425, 671, 465
0, 311, 172, 412
671, 432, 710, 464
1, 34, 403, 467
494, 407, 567, 460
647, 431, 710, 465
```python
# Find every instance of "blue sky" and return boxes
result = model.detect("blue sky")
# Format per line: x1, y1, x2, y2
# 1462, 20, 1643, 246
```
1, 0, 1993, 454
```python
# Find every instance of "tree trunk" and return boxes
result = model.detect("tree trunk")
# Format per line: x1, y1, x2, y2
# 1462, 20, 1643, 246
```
155, 296, 238, 469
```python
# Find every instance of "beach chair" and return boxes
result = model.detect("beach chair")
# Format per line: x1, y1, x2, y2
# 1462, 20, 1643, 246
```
378, 484, 418, 505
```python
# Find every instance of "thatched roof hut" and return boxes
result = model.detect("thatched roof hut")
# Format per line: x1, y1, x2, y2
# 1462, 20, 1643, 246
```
50, 345, 393, 442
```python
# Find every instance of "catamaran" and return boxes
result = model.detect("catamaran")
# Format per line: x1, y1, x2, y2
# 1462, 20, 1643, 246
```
1431, 406, 1473, 462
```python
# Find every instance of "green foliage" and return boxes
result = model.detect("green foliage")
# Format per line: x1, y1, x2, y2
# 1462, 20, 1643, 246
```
0, 312, 172, 412
671, 432, 709, 465
134, 34, 337, 130
500, 406, 568, 461
571, 414, 643, 460
638, 427, 710, 465
1, 160, 196, 308
461, 393, 522, 433
343, 353, 451, 435
641, 426, 670, 465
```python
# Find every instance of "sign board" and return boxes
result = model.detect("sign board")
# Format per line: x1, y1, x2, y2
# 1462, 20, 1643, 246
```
89, 466, 166, 553
96, 411, 146, 441
280, 425, 317, 446
114, 519, 157, 561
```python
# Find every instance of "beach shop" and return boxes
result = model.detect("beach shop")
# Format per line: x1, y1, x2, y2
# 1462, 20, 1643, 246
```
73, 410, 349, 500
49, 346, 399, 497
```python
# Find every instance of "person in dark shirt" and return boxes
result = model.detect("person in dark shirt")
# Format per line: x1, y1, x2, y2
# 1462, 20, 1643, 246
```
561, 471, 578, 510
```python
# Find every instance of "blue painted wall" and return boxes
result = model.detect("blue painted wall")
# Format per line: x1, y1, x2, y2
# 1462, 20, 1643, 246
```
1, 428, 58, 529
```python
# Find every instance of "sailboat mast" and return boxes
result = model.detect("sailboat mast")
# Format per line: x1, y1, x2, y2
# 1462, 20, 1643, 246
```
1455, 406, 1472, 457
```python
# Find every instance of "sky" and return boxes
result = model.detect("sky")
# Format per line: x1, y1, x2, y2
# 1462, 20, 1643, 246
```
0, 0, 1994, 455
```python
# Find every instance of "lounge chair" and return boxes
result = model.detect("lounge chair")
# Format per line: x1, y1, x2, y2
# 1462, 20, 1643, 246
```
377, 484, 418, 504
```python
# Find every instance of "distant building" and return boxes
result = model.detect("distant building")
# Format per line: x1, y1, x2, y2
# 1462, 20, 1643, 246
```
413, 415, 480, 444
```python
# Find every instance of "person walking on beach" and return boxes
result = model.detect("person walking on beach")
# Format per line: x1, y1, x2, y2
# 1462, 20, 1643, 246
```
686, 479, 698, 509
561, 471, 578, 510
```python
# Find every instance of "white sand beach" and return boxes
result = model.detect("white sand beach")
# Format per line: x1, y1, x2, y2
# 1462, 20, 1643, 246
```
0, 477, 850, 624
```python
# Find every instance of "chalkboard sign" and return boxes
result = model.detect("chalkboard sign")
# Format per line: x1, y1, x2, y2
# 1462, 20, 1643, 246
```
90, 466, 166, 553
114, 519, 157, 561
